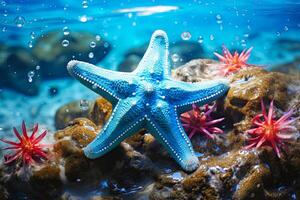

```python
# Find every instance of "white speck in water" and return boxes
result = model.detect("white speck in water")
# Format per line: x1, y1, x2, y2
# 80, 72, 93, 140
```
92, 84, 97, 89
197, 35, 203, 43
181, 31, 191, 40
30, 31, 36, 39
276, 32, 281, 37
88, 52, 94, 58
28, 41, 33, 48
80, 99, 89, 111
90, 41, 96, 48
104, 42, 109, 48
63, 26, 70, 35
79, 15, 88, 23
210, 34, 214, 40
95, 35, 101, 41
2, 27, 6, 32
1, 1, 6, 6
36, 65, 40, 70
3, 10, 8, 17
132, 21, 136, 26
241, 39, 246, 47
62, 39, 69, 47
127, 13, 133, 18
14, 16, 25, 27
171, 53, 179, 62
82, 0, 88, 8
284, 25, 289, 31
216, 14, 222, 24
27, 71, 35, 83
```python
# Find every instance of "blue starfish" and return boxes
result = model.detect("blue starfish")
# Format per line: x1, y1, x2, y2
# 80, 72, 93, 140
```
67, 30, 229, 171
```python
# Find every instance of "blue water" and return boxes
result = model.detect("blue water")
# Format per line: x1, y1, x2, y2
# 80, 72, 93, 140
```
0, 0, 300, 136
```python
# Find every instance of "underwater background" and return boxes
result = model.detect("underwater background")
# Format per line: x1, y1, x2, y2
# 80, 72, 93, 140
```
0, 0, 300, 199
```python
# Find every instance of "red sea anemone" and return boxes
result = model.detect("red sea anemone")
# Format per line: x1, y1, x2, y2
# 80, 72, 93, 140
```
180, 103, 224, 139
0, 121, 49, 165
214, 45, 253, 76
245, 100, 299, 157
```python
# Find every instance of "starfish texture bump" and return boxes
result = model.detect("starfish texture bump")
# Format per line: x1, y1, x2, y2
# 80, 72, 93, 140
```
67, 30, 229, 171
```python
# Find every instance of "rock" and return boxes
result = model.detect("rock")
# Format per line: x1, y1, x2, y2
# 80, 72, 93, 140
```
117, 41, 204, 72
0, 184, 9, 200
224, 67, 293, 131
55, 97, 112, 130
30, 165, 63, 198
118, 54, 141, 72
0, 45, 41, 95
53, 117, 154, 187
272, 57, 300, 75
149, 149, 272, 200
170, 41, 205, 68
232, 164, 270, 200
88, 97, 112, 127
32, 30, 111, 78
54, 118, 98, 148
54, 100, 93, 130
172, 59, 222, 82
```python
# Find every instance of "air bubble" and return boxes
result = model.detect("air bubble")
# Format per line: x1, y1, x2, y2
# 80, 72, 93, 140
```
63, 26, 70, 35
209, 34, 214, 41
28, 71, 35, 83
216, 14, 222, 24
82, 0, 88, 8
30, 31, 36, 39
284, 25, 288, 31
197, 36, 203, 43
88, 52, 94, 58
171, 53, 179, 62
181, 31, 191, 40
79, 15, 88, 23
14, 16, 25, 27
104, 42, 109, 48
1, 1, 6, 6
95, 35, 101, 41
89, 41, 96, 48
276, 32, 281, 37
92, 84, 97, 89
28, 41, 33, 48
62, 39, 69, 47
241, 39, 246, 47
79, 99, 89, 111
36, 65, 40, 70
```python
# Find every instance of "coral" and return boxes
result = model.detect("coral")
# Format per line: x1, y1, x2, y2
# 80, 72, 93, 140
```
224, 66, 292, 131
214, 45, 253, 76
180, 103, 224, 139
0, 121, 49, 165
245, 100, 298, 157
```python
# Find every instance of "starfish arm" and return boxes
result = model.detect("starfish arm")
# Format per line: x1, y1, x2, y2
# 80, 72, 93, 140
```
133, 30, 170, 79
67, 60, 137, 105
163, 79, 229, 113
147, 101, 199, 172
83, 97, 144, 159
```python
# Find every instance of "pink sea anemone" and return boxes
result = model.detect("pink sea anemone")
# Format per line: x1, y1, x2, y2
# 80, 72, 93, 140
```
180, 103, 224, 139
0, 121, 49, 165
214, 45, 253, 76
245, 100, 299, 157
